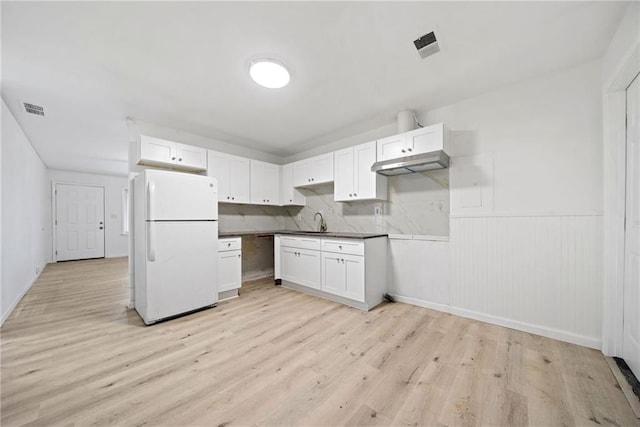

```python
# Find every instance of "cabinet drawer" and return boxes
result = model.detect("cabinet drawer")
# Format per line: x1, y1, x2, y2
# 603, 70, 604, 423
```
218, 237, 241, 252
321, 239, 364, 256
279, 235, 321, 251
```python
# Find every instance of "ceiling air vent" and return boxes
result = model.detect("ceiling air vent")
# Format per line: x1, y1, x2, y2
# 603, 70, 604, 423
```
414, 31, 439, 60
24, 102, 44, 116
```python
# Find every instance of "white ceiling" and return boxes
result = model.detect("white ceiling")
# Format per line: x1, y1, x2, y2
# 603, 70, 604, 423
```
1, 1, 628, 176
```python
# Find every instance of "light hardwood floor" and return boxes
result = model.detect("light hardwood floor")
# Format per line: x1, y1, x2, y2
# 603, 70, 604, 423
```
1, 257, 637, 426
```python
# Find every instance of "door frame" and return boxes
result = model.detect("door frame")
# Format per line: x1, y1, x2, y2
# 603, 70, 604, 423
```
602, 41, 640, 356
51, 181, 106, 263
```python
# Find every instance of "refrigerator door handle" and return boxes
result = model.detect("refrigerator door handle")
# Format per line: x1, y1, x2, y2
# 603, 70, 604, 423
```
147, 181, 156, 221
148, 222, 156, 262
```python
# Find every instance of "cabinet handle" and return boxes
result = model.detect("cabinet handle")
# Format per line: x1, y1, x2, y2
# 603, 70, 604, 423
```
339, 245, 342, 249
401, 149, 406, 153
238, 254, 241, 258
407, 148, 412, 152
227, 243, 231, 247
178, 158, 183, 161
349, 194, 352, 197
227, 196, 230, 200
172, 156, 176, 160
289, 199, 292, 202
232, 196, 235, 200
353, 193, 357, 197
311, 178, 314, 181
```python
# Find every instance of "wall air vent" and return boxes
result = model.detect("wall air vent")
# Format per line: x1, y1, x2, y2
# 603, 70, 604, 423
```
413, 31, 440, 60
24, 102, 44, 116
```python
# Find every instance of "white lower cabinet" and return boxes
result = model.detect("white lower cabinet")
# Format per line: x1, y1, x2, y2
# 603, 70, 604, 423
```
321, 252, 365, 302
275, 235, 387, 311
218, 237, 242, 298
281, 246, 321, 290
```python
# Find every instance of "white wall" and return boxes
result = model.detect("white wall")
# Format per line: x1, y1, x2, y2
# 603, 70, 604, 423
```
602, 2, 640, 88
49, 169, 129, 259
426, 59, 604, 348
1, 98, 51, 324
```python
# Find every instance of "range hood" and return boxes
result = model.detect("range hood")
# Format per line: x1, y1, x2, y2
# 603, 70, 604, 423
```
371, 150, 450, 176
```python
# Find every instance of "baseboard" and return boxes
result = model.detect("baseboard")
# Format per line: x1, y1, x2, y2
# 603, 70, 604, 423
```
389, 295, 452, 313
1, 269, 43, 326
389, 294, 601, 350
107, 253, 129, 259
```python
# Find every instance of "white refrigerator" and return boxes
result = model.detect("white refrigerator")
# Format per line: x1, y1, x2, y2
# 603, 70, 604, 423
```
132, 169, 218, 325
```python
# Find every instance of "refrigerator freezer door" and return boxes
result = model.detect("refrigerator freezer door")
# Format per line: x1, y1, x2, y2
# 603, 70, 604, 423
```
145, 169, 217, 221
143, 221, 218, 323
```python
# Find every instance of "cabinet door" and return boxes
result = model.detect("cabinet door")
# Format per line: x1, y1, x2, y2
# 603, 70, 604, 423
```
293, 159, 313, 187
311, 153, 334, 184
250, 161, 280, 205
218, 250, 242, 292
264, 163, 280, 205
176, 143, 207, 171
228, 156, 251, 203
376, 134, 407, 161
343, 254, 365, 302
406, 123, 443, 155
333, 147, 354, 201
281, 247, 299, 283
140, 135, 176, 165
207, 151, 231, 201
321, 252, 344, 296
299, 249, 322, 290
250, 160, 267, 204
353, 141, 377, 199
280, 164, 305, 206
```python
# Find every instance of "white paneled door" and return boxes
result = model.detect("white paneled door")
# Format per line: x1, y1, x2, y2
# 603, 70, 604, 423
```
56, 184, 105, 261
623, 74, 640, 379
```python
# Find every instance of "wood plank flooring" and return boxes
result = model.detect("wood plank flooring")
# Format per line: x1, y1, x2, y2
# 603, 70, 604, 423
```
1, 257, 637, 426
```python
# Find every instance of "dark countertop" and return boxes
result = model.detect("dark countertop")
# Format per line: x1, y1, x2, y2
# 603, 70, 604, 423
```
218, 230, 388, 240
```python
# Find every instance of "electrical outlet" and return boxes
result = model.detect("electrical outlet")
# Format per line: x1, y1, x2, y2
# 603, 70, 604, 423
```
374, 205, 382, 216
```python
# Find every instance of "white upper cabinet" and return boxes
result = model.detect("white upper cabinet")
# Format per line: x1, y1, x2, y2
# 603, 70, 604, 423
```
175, 144, 208, 170
250, 160, 280, 205
293, 152, 334, 187
334, 141, 387, 202
376, 123, 446, 162
280, 163, 305, 206
376, 134, 406, 162
207, 150, 250, 203
138, 135, 207, 171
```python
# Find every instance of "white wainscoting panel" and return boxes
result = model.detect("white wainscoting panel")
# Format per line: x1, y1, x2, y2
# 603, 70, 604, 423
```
389, 236, 449, 308
450, 215, 603, 348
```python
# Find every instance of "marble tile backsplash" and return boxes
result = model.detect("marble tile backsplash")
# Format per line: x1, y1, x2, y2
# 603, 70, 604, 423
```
217, 170, 450, 236
218, 204, 284, 232
282, 170, 450, 236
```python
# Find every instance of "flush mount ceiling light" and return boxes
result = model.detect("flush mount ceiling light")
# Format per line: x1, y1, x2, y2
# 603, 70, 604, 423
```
249, 59, 290, 89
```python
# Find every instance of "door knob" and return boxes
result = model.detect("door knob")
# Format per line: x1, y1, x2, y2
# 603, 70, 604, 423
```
99, 221, 103, 224
99, 226, 104, 230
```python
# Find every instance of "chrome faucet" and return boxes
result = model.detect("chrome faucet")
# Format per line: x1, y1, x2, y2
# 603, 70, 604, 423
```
314, 212, 327, 232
